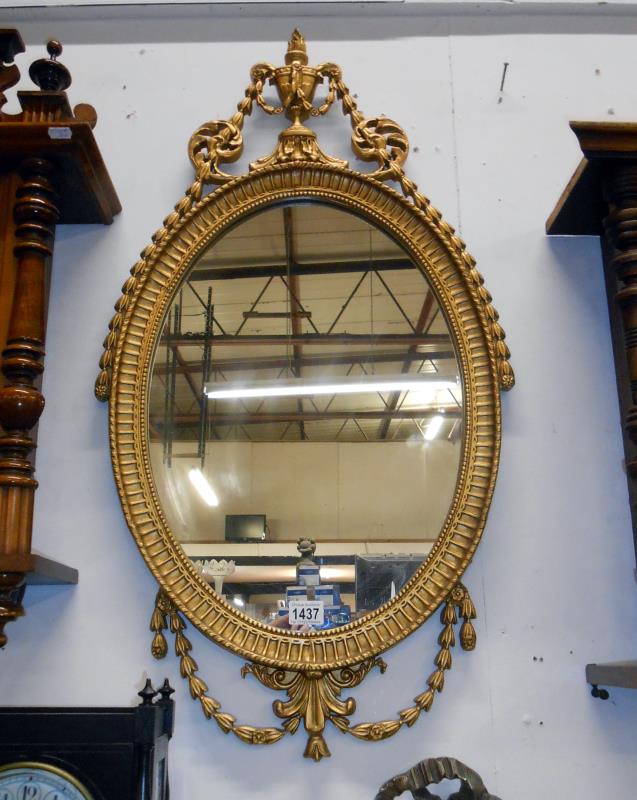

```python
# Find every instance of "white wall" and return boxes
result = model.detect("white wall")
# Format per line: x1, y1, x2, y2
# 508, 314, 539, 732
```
2, 6, 637, 799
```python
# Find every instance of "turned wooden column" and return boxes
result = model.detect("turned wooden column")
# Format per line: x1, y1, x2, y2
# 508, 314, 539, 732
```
0, 158, 57, 645
603, 164, 637, 483
547, 123, 637, 572
0, 31, 120, 646
548, 123, 637, 692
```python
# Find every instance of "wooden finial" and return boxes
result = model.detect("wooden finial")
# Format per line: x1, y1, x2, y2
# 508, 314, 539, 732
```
29, 38, 71, 92
138, 678, 158, 705
159, 678, 175, 702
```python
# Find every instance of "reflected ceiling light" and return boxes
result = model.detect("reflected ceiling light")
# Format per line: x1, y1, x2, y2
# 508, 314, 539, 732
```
204, 374, 458, 401
188, 468, 219, 507
423, 414, 444, 441
232, 596, 245, 608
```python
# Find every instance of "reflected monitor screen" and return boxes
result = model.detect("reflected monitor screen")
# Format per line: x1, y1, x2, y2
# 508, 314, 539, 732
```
225, 514, 267, 542
355, 554, 423, 613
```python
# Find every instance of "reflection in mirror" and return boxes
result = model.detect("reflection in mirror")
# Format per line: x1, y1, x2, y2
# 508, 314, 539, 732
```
149, 202, 463, 629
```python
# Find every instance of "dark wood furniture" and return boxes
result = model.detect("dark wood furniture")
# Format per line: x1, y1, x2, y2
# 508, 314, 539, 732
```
0, 30, 121, 646
547, 121, 637, 694
0, 679, 175, 800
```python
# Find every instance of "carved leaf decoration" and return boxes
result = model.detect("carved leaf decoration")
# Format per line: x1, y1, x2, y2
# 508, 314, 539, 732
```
169, 612, 186, 634
283, 715, 302, 734
188, 675, 209, 699
442, 603, 458, 626
234, 726, 287, 745
150, 606, 166, 631
414, 689, 435, 711
434, 648, 452, 671
200, 695, 221, 718
428, 669, 445, 693
460, 595, 477, 620
348, 720, 402, 741
151, 631, 168, 660
460, 620, 477, 651
188, 120, 244, 183
399, 706, 421, 727
330, 715, 351, 733
179, 654, 198, 678
214, 712, 237, 733
351, 116, 409, 175
305, 734, 330, 762
175, 633, 192, 656
438, 625, 456, 648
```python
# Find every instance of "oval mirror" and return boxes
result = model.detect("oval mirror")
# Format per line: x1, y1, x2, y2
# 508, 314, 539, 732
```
97, 31, 513, 760
148, 200, 463, 627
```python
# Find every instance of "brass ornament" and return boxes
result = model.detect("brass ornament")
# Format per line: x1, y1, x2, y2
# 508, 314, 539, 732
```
98, 32, 514, 759
374, 757, 502, 800
151, 584, 477, 761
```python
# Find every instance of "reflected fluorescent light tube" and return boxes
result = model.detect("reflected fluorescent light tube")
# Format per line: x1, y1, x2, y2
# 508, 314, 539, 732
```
423, 414, 444, 441
188, 468, 219, 507
204, 374, 458, 401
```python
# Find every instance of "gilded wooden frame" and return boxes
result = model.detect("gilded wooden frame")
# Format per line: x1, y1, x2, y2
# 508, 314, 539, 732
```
110, 164, 498, 669
97, 31, 513, 759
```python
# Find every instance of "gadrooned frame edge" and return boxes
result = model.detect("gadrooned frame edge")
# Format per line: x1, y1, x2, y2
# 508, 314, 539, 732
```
109, 162, 501, 672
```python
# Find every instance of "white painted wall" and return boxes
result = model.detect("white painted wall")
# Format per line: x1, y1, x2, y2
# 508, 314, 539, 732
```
2, 6, 637, 799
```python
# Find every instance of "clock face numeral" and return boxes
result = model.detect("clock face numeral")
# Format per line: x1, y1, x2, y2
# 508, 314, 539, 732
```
0, 766, 91, 800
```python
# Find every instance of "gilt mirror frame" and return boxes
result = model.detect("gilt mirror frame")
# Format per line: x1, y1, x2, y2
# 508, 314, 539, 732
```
96, 31, 513, 760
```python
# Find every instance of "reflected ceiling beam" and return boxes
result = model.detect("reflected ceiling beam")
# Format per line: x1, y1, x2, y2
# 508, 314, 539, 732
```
171, 343, 222, 442
379, 289, 436, 439
283, 206, 306, 440
155, 348, 457, 376
173, 346, 205, 410
152, 409, 463, 426
191, 257, 414, 282
162, 333, 451, 347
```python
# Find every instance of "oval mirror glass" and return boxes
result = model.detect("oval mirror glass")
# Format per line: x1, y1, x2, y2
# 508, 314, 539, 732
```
148, 201, 463, 628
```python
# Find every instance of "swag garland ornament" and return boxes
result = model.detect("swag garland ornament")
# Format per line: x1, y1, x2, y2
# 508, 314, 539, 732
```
150, 584, 477, 761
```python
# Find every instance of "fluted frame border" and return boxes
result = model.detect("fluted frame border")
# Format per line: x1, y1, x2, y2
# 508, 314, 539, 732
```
109, 162, 501, 672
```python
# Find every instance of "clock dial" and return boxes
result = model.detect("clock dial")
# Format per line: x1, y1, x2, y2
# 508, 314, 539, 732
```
0, 763, 94, 800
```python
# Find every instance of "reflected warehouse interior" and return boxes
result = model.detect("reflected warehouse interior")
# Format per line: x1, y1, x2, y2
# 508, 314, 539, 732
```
148, 202, 463, 628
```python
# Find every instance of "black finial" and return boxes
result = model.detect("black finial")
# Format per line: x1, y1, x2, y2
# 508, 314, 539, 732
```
138, 678, 158, 706
158, 678, 175, 702
0, 30, 25, 110
29, 38, 71, 92
0, 29, 25, 65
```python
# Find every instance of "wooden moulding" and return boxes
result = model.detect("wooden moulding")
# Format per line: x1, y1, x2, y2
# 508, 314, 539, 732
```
547, 121, 637, 693
0, 31, 120, 647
